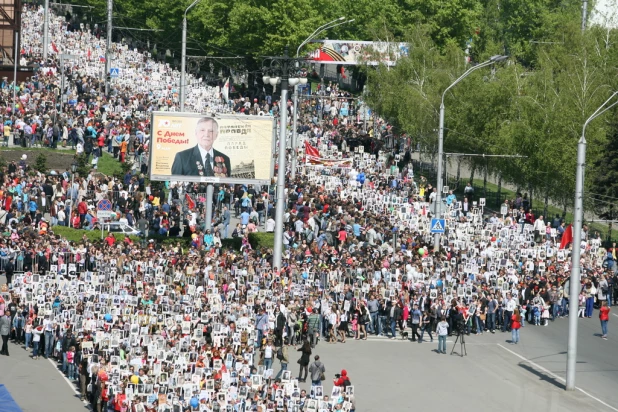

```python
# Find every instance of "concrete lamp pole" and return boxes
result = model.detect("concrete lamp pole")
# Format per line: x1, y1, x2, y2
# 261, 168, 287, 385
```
180, 0, 201, 112
433, 55, 508, 251
566, 90, 618, 390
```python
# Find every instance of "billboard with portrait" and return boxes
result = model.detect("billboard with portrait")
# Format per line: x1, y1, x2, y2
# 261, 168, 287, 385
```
306, 40, 409, 66
149, 112, 275, 184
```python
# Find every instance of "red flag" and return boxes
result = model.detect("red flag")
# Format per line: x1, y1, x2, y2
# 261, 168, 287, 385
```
87, 48, 92, 60
559, 224, 573, 249
51, 42, 59, 53
340, 66, 347, 79
185, 193, 196, 210
305, 144, 320, 158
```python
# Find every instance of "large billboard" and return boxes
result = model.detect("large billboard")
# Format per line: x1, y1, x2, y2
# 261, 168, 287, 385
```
149, 113, 275, 185
306, 40, 409, 66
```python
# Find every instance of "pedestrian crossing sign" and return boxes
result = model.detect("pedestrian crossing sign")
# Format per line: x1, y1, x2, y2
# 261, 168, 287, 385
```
430, 218, 446, 234
110, 68, 120, 78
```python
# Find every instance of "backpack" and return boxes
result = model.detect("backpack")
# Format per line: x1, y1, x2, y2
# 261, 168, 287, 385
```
342, 377, 351, 389
276, 347, 284, 360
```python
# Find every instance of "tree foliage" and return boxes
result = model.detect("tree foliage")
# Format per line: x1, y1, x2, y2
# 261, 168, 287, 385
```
67, 0, 618, 209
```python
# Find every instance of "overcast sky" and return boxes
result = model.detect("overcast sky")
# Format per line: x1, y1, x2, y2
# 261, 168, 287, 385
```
591, 0, 618, 27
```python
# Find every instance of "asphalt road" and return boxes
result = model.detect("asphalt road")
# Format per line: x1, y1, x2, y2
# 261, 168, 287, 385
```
0, 341, 89, 412
0, 311, 617, 411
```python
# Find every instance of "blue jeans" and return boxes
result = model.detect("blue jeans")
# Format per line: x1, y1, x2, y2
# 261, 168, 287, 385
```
369, 312, 379, 334
390, 319, 397, 338
601, 320, 608, 336
474, 315, 483, 332
32, 340, 39, 357
257, 329, 264, 348
585, 297, 594, 317
68, 363, 76, 380
378, 315, 388, 334
551, 303, 560, 320
264, 358, 273, 371
25, 332, 32, 349
62, 352, 68, 373
275, 363, 287, 380
562, 298, 569, 316
487, 313, 496, 331
44, 331, 54, 358
438, 335, 446, 353
511, 328, 520, 343
534, 312, 541, 325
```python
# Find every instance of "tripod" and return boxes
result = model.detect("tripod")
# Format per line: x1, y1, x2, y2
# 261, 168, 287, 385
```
450, 330, 467, 357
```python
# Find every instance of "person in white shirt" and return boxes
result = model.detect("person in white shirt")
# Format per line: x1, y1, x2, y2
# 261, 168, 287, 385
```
503, 293, 517, 332
533, 216, 545, 242
266, 217, 276, 232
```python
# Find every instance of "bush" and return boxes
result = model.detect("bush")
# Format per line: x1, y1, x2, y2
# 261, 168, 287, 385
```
249, 232, 275, 249
148, 234, 191, 247
50, 226, 275, 251
75, 153, 90, 178
51, 225, 140, 244
34, 152, 47, 173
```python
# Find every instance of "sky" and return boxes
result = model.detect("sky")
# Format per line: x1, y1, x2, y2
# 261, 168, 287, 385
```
590, 0, 618, 28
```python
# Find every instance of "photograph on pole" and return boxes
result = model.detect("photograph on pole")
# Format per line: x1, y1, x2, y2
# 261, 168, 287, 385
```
149, 112, 275, 184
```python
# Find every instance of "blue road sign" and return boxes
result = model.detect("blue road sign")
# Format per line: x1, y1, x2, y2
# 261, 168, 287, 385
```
430, 218, 446, 234
97, 199, 112, 211
109, 68, 120, 78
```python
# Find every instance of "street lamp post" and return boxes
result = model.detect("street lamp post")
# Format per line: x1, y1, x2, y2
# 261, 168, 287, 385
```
566, 90, 618, 390
433, 55, 508, 251
180, 0, 201, 112
262, 47, 303, 270
68, 160, 78, 226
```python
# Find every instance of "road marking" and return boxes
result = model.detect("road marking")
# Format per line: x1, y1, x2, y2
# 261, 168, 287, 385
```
612, 313, 618, 319
46, 358, 93, 411
497, 344, 618, 412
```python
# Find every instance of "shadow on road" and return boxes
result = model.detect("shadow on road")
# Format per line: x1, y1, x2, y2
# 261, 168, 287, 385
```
518, 362, 566, 390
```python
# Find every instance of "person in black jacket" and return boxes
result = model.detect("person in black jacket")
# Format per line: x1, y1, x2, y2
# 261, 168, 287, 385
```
275, 309, 286, 346
62, 330, 77, 375
4, 257, 14, 286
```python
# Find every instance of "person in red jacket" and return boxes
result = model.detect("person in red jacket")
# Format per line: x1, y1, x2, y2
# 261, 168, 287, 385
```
333, 369, 350, 387
600, 300, 610, 339
511, 308, 522, 344
71, 212, 81, 229
104, 232, 115, 247
77, 200, 88, 223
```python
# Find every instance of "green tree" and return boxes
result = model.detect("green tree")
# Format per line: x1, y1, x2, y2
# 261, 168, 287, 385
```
590, 120, 618, 240
34, 152, 48, 173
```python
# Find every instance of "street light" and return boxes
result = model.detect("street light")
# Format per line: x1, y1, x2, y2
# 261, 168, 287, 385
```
433, 54, 508, 251
566, 90, 618, 390
290, 17, 355, 179
180, 0, 201, 112
68, 160, 78, 226
262, 47, 303, 270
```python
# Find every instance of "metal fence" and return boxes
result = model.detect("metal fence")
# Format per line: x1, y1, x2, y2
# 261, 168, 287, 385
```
0, 252, 91, 275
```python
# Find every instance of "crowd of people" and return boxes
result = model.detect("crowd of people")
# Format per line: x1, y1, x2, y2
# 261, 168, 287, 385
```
0, 4, 616, 412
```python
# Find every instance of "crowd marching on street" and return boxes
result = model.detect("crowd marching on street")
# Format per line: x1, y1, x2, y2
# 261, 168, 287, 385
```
0, 4, 616, 412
